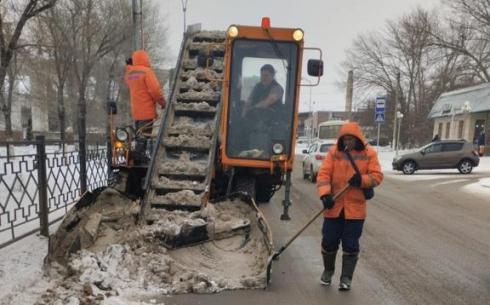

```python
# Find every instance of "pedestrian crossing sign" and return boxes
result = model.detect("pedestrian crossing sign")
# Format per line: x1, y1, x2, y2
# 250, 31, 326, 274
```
375, 112, 385, 123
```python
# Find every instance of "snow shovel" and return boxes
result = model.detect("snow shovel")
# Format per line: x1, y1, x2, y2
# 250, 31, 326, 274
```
265, 183, 350, 284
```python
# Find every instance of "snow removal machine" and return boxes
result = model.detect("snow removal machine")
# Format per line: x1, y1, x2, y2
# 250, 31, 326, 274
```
47, 18, 323, 286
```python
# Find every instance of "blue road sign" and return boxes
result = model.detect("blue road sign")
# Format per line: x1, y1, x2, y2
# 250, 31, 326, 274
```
375, 96, 386, 123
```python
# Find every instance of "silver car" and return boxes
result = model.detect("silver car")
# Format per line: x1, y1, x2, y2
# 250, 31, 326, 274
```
302, 141, 335, 182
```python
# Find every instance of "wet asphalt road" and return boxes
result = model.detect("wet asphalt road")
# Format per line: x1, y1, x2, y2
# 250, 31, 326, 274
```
164, 160, 490, 305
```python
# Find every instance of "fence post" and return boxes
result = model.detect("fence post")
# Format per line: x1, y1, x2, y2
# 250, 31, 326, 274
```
36, 135, 49, 237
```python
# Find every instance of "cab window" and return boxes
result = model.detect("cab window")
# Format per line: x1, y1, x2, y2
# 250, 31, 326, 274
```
226, 39, 299, 160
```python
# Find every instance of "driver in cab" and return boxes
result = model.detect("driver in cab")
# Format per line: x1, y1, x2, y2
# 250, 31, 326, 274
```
242, 64, 284, 117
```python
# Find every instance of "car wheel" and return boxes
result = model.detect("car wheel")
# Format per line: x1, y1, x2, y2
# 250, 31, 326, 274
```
302, 164, 308, 179
402, 160, 416, 175
458, 159, 473, 174
310, 166, 316, 183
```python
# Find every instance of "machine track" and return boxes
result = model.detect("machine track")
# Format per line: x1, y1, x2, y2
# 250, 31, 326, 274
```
145, 31, 226, 211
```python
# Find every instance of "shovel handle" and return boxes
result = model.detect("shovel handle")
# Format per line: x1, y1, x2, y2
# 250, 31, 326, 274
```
274, 183, 350, 258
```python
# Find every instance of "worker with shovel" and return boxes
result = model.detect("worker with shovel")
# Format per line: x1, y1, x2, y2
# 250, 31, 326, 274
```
317, 121, 383, 290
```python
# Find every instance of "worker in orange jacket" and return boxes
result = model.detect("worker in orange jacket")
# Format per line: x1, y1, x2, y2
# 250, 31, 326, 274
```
125, 50, 166, 162
316, 121, 383, 290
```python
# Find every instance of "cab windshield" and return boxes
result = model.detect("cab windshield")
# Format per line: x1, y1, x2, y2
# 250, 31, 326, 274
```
226, 39, 299, 160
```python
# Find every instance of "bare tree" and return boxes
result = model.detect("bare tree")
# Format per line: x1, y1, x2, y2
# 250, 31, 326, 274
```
32, 6, 74, 141
0, 0, 57, 137
430, 0, 490, 82
342, 7, 473, 146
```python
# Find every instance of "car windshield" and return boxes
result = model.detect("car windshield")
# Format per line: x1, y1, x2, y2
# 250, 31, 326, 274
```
418, 143, 433, 152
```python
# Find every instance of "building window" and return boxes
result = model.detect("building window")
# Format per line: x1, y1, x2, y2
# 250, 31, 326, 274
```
458, 120, 464, 139
445, 122, 451, 139
438, 122, 443, 137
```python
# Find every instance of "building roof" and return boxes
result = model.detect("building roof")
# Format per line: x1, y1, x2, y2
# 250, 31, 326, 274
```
428, 83, 490, 119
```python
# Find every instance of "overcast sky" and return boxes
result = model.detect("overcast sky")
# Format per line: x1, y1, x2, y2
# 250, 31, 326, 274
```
158, 0, 441, 112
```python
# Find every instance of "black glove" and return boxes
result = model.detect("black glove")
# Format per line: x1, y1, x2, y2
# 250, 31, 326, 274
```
348, 173, 362, 187
321, 194, 335, 210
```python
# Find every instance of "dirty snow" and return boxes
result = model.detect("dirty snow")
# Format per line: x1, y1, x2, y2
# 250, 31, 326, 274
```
0, 195, 271, 305
163, 134, 212, 149
189, 42, 225, 53
150, 190, 202, 207
177, 89, 221, 101
158, 160, 207, 176
169, 116, 214, 136
181, 68, 223, 82
175, 101, 216, 112
192, 31, 226, 41
152, 176, 205, 191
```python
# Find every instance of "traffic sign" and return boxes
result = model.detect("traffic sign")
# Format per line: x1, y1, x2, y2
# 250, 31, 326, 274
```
375, 96, 386, 112
375, 96, 386, 123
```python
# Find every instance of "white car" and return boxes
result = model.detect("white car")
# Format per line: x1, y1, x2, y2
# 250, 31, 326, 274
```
295, 137, 310, 155
302, 140, 335, 182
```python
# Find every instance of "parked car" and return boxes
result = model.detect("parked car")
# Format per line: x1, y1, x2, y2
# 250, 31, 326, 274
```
295, 136, 310, 155
392, 140, 480, 175
302, 140, 335, 182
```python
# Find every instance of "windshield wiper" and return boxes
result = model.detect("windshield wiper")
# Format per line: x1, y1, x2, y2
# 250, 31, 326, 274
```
263, 28, 290, 72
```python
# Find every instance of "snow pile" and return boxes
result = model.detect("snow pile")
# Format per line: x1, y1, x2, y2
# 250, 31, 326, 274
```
32, 199, 270, 305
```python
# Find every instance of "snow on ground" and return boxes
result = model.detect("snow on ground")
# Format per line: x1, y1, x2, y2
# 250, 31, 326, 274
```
0, 232, 53, 305
1, 145, 488, 305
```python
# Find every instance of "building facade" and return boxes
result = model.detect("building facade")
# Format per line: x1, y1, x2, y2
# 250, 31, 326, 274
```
428, 83, 489, 152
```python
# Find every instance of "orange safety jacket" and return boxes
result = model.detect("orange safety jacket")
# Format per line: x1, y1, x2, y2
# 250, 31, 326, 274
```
316, 122, 383, 220
125, 50, 165, 121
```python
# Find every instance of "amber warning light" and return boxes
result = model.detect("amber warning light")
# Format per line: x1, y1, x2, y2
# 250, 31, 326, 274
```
261, 17, 271, 29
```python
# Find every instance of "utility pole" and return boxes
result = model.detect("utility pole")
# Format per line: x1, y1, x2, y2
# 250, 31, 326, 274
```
392, 71, 400, 150
181, 0, 189, 34
132, 0, 143, 51
345, 70, 353, 120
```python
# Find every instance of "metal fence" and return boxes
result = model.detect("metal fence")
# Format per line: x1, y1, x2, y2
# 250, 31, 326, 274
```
0, 136, 108, 249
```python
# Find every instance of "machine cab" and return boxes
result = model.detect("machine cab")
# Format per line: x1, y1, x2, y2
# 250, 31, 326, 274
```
220, 19, 323, 170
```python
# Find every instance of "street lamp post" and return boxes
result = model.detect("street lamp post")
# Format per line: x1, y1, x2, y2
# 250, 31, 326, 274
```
395, 111, 404, 157
132, 0, 143, 51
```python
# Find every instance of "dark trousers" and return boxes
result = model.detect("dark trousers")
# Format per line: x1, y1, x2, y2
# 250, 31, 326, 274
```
134, 120, 153, 161
321, 214, 364, 253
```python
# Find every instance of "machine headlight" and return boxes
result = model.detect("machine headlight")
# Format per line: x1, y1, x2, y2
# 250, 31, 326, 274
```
292, 29, 304, 41
273, 143, 284, 155
116, 128, 128, 142
228, 25, 239, 38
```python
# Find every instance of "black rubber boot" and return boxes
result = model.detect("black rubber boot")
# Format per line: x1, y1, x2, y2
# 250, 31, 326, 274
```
320, 250, 337, 286
339, 252, 359, 291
